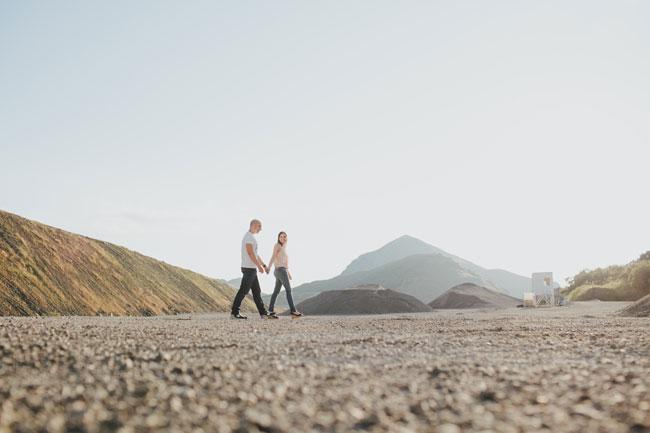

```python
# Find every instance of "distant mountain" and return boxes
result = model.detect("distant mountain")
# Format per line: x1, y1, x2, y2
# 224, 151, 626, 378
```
271, 253, 497, 307
267, 235, 530, 308
0, 210, 252, 316
480, 268, 532, 296
341, 235, 444, 275
429, 283, 521, 309
341, 235, 529, 296
226, 278, 242, 289
293, 284, 432, 315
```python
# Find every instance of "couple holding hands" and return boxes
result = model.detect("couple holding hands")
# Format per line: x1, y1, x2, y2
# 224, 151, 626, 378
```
230, 219, 302, 319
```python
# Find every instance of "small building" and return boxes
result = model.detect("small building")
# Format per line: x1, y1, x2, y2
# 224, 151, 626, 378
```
524, 272, 560, 306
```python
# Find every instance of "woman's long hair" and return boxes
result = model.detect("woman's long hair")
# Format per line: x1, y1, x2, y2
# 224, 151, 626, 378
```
277, 231, 287, 246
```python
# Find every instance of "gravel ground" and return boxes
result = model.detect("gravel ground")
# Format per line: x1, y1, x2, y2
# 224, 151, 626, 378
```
1, 301, 649, 433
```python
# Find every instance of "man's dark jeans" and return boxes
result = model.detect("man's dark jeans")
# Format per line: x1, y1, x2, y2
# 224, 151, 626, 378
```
231, 267, 267, 316
268, 267, 296, 313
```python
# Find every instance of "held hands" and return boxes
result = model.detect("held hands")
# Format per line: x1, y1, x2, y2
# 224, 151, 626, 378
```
257, 264, 264, 273
264, 265, 270, 274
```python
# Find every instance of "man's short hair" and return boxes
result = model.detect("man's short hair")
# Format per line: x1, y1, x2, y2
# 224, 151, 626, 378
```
250, 219, 261, 228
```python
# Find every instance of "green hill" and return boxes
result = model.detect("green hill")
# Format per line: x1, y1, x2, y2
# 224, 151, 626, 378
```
0, 210, 252, 316
563, 252, 650, 301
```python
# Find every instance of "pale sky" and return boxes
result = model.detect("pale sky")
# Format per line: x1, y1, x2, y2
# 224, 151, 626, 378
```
2, 1, 649, 293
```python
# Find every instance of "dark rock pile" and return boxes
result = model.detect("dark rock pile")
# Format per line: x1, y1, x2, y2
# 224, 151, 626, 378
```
429, 283, 521, 309
294, 284, 433, 315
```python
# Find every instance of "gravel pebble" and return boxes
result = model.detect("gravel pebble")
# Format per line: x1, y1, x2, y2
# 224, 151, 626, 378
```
0, 301, 649, 433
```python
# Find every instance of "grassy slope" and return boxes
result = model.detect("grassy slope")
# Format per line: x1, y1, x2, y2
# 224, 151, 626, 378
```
0, 210, 253, 316
564, 257, 650, 302
565, 283, 625, 302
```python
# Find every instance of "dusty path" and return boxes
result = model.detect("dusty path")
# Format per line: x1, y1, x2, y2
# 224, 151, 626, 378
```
1, 302, 649, 433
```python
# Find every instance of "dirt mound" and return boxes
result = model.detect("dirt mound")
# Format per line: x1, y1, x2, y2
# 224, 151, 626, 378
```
619, 293, 650, 317
294, 284, 432, 315
429, 283, 521, 309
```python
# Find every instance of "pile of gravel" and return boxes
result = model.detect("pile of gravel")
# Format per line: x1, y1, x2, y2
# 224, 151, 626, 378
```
294, 284, 433, 315
429, 283, 521, 309
619, 293, 650, 317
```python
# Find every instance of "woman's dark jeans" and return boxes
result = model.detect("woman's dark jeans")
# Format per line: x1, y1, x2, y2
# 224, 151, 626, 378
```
269, 267, 296, 312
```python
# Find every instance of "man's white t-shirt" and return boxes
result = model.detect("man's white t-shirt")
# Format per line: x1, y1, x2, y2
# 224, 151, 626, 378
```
241, 231, 258, 269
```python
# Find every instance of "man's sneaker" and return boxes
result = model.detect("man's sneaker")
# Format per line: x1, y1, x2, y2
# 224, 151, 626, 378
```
261, 313, 279, 319
230, 313, 247, 320
290, 311, 303, 317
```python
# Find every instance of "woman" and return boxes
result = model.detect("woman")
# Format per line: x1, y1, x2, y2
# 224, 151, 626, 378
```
267, 231, 302, 317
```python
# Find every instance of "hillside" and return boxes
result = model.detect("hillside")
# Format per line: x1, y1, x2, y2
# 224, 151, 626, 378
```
429, 283, 521, 309
293, 284, 432, 315
563, 252, 650, 302
0, 210, 252, 316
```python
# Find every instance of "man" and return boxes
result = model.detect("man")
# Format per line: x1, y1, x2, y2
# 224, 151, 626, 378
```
230, 219, 278, 319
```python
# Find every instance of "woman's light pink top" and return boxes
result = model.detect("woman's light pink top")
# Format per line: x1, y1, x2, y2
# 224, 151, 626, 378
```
274, 244, 289, 268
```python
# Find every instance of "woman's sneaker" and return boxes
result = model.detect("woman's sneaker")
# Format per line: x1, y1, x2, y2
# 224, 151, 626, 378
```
268, 311, 278, 317
231, 313, 247, 320
261, 313, 279, 319
290, 311, 303, 318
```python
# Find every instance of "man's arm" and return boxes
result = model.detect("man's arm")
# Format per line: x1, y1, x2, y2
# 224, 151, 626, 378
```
258, 254, 267, 272
246, 244, 265, 272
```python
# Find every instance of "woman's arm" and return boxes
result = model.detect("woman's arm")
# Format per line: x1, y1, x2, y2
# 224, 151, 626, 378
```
267, 244, 279, 273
